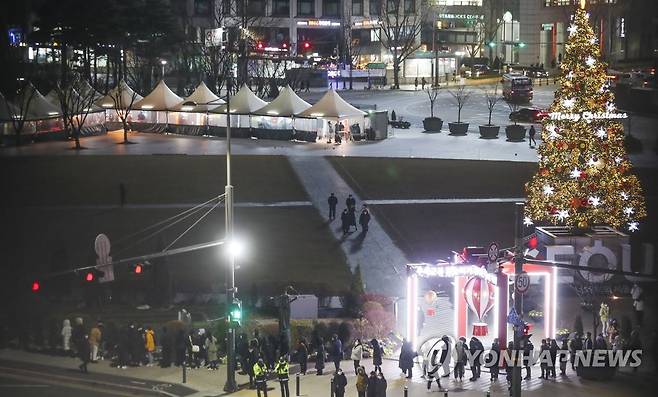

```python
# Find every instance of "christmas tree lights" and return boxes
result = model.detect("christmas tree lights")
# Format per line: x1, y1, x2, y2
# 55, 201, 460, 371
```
525, 3, 646, 231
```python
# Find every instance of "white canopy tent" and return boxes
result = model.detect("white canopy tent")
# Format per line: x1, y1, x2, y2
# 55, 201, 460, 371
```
169, 82, 223, 134
208, 84, 268, 137
131, 80, 184, 129
96, 80, 143, 109
45, 90, 105, 114
0, 92, 35, 142
10, 83, 64, 140
251, 85, 313, 140
296, 89, 367, 141
45, 90, 106, 137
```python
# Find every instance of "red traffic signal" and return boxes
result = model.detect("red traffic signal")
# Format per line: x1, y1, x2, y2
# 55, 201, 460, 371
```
134, 263, 143, 274
80, 268, 105, 283
85, 271, 95, 282
256, 42, 264, 50
303, 41, 310, 49
32, 280, 40, 292
282, 43, 288, 49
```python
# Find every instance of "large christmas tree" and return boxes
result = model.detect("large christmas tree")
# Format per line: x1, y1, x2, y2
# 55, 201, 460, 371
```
525, 1, 646, 232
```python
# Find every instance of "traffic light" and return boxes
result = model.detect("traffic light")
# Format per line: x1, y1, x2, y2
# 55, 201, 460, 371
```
80, 268, 104, 283
31, 280, 40, 292
228, 299, 242, 325
134, 263, 143, 274
517, 42, 526, 48
488, 41, 496, 48
256, 42, 264, 51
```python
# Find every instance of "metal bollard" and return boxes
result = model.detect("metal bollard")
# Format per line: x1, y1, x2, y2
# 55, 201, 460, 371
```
404, 385, 408, 397
330, 378, 334, 397
296, 373, 301, 396
444, 392, 448, 397
486, 391, 490, 397
182, 362, 187, 383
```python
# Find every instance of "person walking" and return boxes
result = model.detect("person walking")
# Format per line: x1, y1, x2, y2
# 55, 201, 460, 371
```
254, 358, 269, 397
421, 77, 427, 90
346, 194, 356, 211
359, 206, 371, 233
371, 338, 383, 373
206, 332, 219, 370
489, 338, 500, 381
426, 349, 443, 391
315, 337, 326, 375
529, 125, 537, 148
348, 208, 357, 232
469, 337, 483, 381
549, 339, 558, 378
144, 326, 156, 366
332, 368, 348, 397
414, 77, 419, 91
275, 356, 290, 397
78, 333, 91, 373
351, 338, 363, 373
356, 367, 368, 397
375, 371, 387, 397
454, 337, 467, 381
328, 193, 338, 220
297, 339, 309, 375
89, 322, 102, 363
340, 209, 350, 236
331, 334, 343, 371
398, 338, 414, 378
61, 319, 72, 355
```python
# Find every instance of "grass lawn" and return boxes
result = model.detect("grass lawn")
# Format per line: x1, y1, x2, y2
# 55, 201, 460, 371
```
0, 155, 307, 206
328, 156, 658, 200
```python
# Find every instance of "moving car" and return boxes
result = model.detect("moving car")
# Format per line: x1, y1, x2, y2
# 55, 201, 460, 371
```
502, 74, 534, 102
509, 107, 549, 123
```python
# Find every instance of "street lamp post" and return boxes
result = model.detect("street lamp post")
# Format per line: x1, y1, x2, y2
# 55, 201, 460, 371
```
160, 60, 167, 78
512, 202, 524, 397
223, 55, 238, 394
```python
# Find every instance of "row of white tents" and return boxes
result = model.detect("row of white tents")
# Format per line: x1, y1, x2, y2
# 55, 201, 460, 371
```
2, 79, 373, 144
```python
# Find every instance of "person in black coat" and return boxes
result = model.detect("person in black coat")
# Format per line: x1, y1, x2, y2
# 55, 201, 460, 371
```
489, 338, 500, 381
346, 195, 356, 211
341, 209, 350, 235
328, 193, 338, 220
359, 206, 371, 233
160, 326, 172, 368
348, 208, 357, 232
375, 371, 387, 397
366, 371, 377, 397
315, 338, 325, 375
332, 368, 348, 397
371, 338, 383, 373
398, 338, 414, 378
174, 329, 186, 367
469, 337, 483, 381
297, 339, 309, 375
529, 125, 537, 148
78, 334, 90, 373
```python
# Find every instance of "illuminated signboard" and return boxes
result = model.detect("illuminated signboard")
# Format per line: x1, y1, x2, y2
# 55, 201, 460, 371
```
297, 20, 341, 27
437, 13, 483, 20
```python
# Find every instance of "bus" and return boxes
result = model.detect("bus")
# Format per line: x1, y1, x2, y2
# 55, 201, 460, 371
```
502, 74, 533, 102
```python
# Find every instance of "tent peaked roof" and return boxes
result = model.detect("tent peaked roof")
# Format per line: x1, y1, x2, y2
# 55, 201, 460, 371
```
173, 81, 223, 112
45, 90, 104, 113
253, 85, 311, 117
96, 80, 143, 109
134, 80, 184, 111
79, 80, 103, 101
17, 83, 61, 120
211, 84, 267, 114
296, 90, 366, 119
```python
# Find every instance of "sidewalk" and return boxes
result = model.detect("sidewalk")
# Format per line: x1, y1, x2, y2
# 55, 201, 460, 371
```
288, 156, 408, 296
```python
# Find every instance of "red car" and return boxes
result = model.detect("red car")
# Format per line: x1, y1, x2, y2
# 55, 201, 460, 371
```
509, 107, 549, 123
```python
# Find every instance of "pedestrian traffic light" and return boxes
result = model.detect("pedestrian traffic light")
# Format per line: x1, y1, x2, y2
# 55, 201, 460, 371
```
80, 268, 104, 283
31, 280, 40, 292
228, 299, 242, 325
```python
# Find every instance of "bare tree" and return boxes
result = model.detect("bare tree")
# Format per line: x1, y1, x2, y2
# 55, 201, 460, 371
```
110, 81, 140, 144
507, 101, 520, 125
425, 85, 441, 118
375, 0, 425, 89
483, 83, 502, 126
55, 73, 99, 150
4, 83, 36, 146
448, 85, 471, 123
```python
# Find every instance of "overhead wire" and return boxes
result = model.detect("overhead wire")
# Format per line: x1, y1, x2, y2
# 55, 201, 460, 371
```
162, 195, 224, 252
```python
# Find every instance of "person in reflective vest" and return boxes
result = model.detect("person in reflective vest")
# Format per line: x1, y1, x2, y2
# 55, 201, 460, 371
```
254, 358, 268, 397
274, 356, 290, 397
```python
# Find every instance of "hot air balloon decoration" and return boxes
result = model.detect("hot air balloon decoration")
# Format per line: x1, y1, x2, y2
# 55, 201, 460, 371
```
463, 276, 496, 336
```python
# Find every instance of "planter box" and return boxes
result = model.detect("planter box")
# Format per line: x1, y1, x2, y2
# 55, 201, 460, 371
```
505, 125, 526, 141
422, 117, 443, 133
448, 122, 469, 135
479, 125, 500, 139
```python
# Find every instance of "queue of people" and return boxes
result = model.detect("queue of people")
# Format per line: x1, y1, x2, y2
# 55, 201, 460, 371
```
327, 193, 371, 236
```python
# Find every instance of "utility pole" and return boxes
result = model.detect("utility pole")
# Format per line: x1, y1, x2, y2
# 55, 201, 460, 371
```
223, 52, 237, 393
512, 202, 524, 397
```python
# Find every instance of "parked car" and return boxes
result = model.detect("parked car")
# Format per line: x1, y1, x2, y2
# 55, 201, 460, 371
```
465, 64, 492, 78
509, 107, 549, 123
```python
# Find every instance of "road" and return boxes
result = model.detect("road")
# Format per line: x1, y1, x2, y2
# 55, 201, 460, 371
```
0, 359, 195, 397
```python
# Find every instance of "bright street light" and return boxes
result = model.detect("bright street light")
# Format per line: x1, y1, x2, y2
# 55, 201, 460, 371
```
225, 238, 245, 259
160, 59, 167, 77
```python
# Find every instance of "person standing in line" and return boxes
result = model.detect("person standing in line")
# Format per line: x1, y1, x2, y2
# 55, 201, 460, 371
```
274, 356, 290, 397
524, 339, 534, 380
331, 334, 343, 372
490, 338, 500, 381
454, 337, 467, 381
144, 326, 156, 367
398, 338, 414, 379
315, 337, 326, 375
549, 339, 558, 378
375, 371, 387, 397
359, 206, 371, 233
328, 193, 338, 220
351, 338, 363, 373
356, 366, 368, 397
529, 125, 537, 148
332, 368, 348, 397
297, 339, 308, 375
426, 349, 442, 391
469, 337, 483, 381
89, 322, 102, 363
61, 319, 72, 355
371, 338, 383, 373
206, 331, 219, 370
559, 339, 568, 375
254, 358, 269, 397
